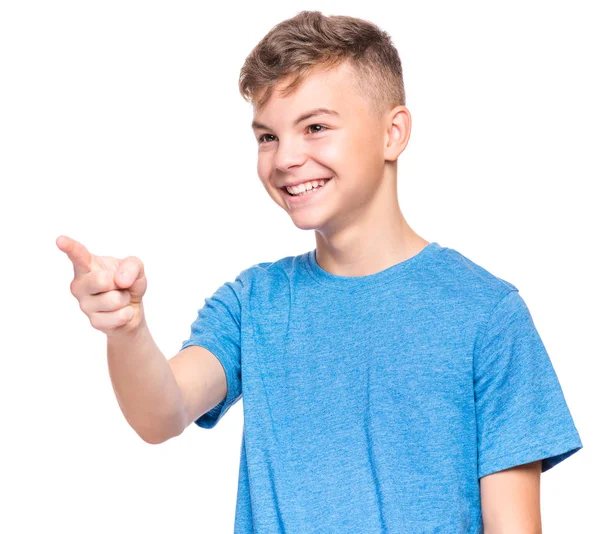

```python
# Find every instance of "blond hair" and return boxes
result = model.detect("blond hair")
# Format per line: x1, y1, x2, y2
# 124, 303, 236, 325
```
239, 10, 406, 120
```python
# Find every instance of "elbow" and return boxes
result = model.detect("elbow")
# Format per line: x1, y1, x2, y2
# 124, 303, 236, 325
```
139, 432, 166, 445
138, 427, 182, 445
136, 414, 186, 445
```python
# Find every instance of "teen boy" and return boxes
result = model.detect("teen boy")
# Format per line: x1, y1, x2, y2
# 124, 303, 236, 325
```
58, 10, 583, 533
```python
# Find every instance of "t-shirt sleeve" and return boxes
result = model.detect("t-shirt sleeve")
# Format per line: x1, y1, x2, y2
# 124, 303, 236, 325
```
180, 273, 244, 429
474, 289, 583, 479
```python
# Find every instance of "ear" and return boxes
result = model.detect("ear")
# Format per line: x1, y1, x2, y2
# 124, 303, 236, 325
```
383, 105, 411, 162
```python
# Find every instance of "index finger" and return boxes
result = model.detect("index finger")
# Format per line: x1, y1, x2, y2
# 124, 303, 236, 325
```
56, 235, 93, 277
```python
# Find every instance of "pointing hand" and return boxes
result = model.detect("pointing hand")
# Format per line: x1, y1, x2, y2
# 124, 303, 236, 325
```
57, 235, 148, 336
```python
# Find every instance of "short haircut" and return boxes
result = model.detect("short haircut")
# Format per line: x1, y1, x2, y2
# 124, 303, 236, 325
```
239, 10, 406, 121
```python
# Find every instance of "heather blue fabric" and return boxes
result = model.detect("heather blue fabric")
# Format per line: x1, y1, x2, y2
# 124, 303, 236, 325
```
180, 242, 583, 533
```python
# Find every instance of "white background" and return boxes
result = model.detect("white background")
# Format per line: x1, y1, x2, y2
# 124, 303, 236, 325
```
1, 1, 598, 532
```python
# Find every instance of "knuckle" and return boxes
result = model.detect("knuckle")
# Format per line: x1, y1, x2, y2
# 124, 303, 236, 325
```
94, 271, 109, 293
89, 314, 101, 330
78, 276, 93, 296
121, 306, 132, 322
126, 256, 143, 274
112, 290, 126, 309
70, 279, 79, 297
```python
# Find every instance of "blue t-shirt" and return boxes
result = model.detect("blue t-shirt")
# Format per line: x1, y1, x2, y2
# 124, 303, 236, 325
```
180, 241, 583, 533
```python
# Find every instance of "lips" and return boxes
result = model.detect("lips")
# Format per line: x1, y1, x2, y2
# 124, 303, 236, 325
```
281, 176, 332, 203
279, 177, 332, 189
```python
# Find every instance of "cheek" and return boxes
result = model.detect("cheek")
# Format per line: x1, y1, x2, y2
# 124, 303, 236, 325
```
257, 156, 272, 184
349, 129, 384, 171
318, 133, 375, 179
310, 136, 350, 173
316, 139, 342, 161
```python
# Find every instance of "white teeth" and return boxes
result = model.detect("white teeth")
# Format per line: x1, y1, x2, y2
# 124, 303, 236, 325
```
286, 179, 329, 196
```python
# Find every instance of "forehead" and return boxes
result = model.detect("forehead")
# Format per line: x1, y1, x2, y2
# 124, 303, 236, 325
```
252, 62, 364, 128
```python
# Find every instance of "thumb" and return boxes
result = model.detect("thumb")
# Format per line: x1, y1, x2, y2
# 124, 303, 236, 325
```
114, 256, 147, 301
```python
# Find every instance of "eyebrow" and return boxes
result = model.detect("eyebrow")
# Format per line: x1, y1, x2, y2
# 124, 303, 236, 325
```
251, 107, 340, 131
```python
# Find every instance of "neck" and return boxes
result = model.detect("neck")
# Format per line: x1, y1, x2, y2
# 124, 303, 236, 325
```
313, 172, 429, 277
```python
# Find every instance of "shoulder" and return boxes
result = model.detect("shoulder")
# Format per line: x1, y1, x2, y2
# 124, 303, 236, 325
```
425, 243, 528, 337
234, 251, 309, 290
432, 243, 518, 305
435, 244, 517, 292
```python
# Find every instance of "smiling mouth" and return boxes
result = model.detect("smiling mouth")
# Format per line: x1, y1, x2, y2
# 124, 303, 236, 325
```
280, 178, 332, 197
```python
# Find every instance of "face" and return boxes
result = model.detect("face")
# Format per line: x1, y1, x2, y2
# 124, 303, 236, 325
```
251, 61, 400, 234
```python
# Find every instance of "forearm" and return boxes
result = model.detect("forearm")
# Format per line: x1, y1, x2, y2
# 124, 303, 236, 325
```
106, 305, 186, 443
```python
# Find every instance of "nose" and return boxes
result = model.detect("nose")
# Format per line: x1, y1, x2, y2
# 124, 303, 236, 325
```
273, 136, 308, 173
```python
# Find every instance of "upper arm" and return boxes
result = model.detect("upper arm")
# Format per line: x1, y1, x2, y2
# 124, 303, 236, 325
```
169, 345, 228, 429
474, 290, 583, 478
480, 460, 542, 533
177, 273, 245, 430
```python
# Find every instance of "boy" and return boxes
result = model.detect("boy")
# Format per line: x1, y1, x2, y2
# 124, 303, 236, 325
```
59, 10, 583, 533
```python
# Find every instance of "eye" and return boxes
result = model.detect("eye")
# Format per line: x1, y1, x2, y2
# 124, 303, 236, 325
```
306, 124, 327, 134
257, 133, 276, 144
257, 124, 328, 144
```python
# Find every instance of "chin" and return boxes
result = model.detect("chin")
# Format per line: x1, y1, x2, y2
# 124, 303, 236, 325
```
291, 220, 321, 231
286, 208, 332, 232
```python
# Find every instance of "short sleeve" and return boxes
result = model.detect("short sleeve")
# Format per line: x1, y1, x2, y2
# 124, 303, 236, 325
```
180, 273, 244, 429
474, 289, 583, 479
